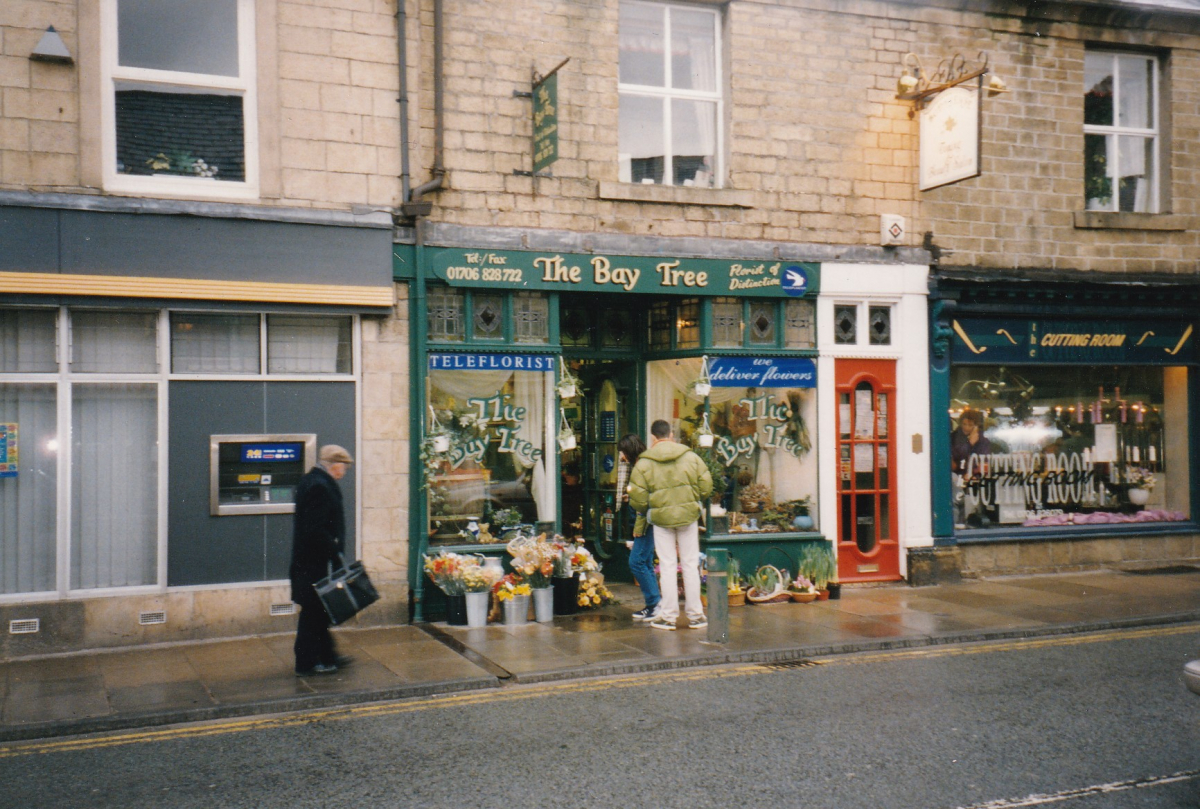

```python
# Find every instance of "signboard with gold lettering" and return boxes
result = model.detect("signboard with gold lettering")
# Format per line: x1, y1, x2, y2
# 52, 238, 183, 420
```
950, 317, 1196, 364
533, 71, 559, 173
427, 248, 820, 298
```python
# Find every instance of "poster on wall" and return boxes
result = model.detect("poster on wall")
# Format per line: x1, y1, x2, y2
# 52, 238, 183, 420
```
0, 422, 16, 477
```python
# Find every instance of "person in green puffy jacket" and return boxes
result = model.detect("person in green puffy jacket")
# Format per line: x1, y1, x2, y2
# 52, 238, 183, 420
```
628, 420, 713, 631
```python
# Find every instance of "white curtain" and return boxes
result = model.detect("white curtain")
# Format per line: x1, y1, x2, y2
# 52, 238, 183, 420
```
0, 384, 58, 594
71, 383, 158, 590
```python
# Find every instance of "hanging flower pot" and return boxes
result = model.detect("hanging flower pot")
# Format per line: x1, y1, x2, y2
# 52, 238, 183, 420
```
431, 434, 450, 453
558, 430, 577, 451
557, 381, 576, 399
556, 357, 581, 400
691, 355, 713, 398
698, 431, 714, 447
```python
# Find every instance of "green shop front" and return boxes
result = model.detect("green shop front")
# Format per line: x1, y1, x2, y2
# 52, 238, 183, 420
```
929, 275, 1200, 576
401, 245, 827, 619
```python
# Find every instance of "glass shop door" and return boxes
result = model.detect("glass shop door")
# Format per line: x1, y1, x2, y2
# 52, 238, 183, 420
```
559, 359, 639, 581
835, 358, 902, 582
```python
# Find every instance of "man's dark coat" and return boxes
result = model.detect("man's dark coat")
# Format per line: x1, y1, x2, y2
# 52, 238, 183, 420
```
290, 466, 346, 604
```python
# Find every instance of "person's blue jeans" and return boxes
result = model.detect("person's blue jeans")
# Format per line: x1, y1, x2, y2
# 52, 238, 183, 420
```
628, 532, 660, 610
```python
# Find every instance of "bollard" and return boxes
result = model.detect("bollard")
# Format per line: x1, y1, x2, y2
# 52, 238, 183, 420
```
705, 548, 729, 644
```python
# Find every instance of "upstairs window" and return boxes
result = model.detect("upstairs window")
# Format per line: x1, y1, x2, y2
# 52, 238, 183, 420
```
102, 0, 258, 197
618, 1, 722, 188
1084, 50, 1159, 213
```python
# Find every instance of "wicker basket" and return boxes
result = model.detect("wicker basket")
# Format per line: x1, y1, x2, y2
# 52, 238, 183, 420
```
728, 590, 747, 607
747, 587, 790, 604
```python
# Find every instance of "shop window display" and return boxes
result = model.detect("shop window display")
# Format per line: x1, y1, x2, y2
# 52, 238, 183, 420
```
425, 361, 555, 543
949, 365, 1189, 530
647, 357, 818, 533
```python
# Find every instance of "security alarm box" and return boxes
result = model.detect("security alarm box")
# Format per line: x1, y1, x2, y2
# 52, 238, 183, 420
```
210, 434, 316, 516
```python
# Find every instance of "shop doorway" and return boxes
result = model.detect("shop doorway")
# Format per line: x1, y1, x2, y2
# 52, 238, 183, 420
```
560, 359, 640, 582
835, 359, 901, 581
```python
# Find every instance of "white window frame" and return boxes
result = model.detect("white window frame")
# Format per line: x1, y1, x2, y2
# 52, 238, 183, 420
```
618, 0, 724, 188
1082, 49, 1160, 214
99, 0, 259, 199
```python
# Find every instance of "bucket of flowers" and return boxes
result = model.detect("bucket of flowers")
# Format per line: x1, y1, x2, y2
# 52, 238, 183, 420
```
493, 574, 532, 625
577, 574, 616, 609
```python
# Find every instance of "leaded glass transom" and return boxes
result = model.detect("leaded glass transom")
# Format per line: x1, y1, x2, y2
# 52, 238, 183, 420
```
561, 305, 590, 347
712, 297, 740, 347
869, 305, 891, 346
784, 299, 815, 348
427, 287, 465, 342
601, 308, 636, 348
648, 302, 671, 350
748, 301, 775, 345
513, 292, 549, 344
472, 294, 504, 339
677, 298, 700, 348
834, 305, 857, 345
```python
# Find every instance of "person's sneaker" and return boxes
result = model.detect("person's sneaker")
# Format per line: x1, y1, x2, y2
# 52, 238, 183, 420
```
688, 615, 708, 630
631, 606, 660, 622
648, 616, 677, 631
295, 663, 338, 676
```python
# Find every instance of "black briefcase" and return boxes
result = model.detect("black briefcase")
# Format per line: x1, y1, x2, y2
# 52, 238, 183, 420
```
313, 554, 380, 625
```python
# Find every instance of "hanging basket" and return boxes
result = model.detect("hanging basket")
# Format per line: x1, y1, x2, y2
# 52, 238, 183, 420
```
431, 434, 450, 453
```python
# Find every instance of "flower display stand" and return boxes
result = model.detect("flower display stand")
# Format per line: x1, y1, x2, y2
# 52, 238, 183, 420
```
465, 591, 489, 627
532, 587, 554, 623
446, 594, 468, 625
552, 576, 579, 615
503, 594, 530, 625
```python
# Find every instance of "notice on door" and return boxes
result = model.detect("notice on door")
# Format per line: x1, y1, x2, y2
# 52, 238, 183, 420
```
854, 443, 874, 473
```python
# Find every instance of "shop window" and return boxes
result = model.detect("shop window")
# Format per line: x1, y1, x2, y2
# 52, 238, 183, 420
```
785, 299, 815, 349
513, 293, 550, 345
748, 301, 776, 346
0, 384, 58, 594
171, 313, 259, 374
561, 303, 591, 348
834, 305, 857, 345
648, 301, 672, 350
618, 1, 722, 188
677, 298, 700, 348
104, 0, 257, 196
425, 362, 554, 543
472, 294, 505, 341
71, 383, 158, 589
868, 306, 892, 346
712, 297, 741, 347
267, 315, 352, 374
648, 357, 817, 532
427, 287, 466, 342
71, 311, 159, 374
0, 309, 57, 372
1084, 50, 1159, 213
949, 365, 1189, 530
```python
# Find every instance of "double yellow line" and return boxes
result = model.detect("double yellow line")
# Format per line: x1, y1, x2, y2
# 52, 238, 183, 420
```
3, 623, 1195, 759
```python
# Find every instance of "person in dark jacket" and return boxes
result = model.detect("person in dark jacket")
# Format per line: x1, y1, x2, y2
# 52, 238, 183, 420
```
291, 444, 355, 675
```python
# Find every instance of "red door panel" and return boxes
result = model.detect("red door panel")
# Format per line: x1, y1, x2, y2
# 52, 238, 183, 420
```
835, 359, 901, 582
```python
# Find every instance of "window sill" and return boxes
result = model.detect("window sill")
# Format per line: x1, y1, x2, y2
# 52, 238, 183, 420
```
1073, 211, 1192, 231
598, 181, 753, 208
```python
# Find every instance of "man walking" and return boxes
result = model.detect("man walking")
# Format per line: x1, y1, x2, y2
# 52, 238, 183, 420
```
628, 420, 713, 630
290, 444, 355, 675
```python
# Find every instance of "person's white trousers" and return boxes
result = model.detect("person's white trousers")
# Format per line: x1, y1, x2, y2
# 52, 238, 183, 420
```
653, 521, 704, 621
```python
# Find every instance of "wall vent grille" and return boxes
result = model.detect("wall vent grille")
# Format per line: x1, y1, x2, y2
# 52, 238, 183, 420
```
9, 618, 40, 634
269, 603, 297, 616
138, 611, 167, 626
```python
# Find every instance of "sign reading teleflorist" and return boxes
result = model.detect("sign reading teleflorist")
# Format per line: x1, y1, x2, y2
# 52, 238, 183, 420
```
708, 357, 816, 388
427, 248, 819, 298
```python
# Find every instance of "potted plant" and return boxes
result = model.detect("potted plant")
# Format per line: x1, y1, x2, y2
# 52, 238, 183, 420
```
788, 573, 819, 603
1125, 466, 1156, 506
689, 355, 713, 398
556, 358, 582, 399
746, 564, 790, 604
727, 558, 746, 606
780, 497, 814, 531
798, 543, 836, 599
738, 483, 771, 514
557, 409, 577, 451
427, 405, 451, 453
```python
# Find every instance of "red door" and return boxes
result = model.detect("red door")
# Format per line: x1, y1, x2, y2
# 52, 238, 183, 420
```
835, 359, 901, 582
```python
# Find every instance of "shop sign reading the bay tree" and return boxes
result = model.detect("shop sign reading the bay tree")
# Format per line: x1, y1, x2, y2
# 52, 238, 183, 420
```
428, 248, 820, 298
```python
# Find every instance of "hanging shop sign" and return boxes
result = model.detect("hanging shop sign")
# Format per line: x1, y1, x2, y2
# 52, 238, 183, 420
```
532, 69, 560, 173
0, 422, 16, 477
427, 248, 820, 298
708, 357, 816, 388
429, 353, 556, 371
950, 318, 1196, 364
919, 85, 981, 191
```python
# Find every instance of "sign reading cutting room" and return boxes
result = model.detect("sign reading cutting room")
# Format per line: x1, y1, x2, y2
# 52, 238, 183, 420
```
950, 318, 1197, 364
427, 248, 819, 298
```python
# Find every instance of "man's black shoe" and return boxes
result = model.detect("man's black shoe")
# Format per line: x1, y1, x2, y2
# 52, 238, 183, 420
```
295, 663, 338, 676
333, 655, 354, 669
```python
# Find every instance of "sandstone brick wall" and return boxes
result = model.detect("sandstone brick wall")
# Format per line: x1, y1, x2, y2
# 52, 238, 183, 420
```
416, 0, 1200, 276
0, 0, 404, 209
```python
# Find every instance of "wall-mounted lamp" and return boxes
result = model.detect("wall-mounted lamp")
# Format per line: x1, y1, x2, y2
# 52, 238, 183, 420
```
896, 53, 924, 96
896, 51, 1009, 102
30, 26, 74, 66
987, 73, 1011, 96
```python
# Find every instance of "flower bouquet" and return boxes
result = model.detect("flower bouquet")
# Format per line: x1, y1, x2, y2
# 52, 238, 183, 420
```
577, 574, 616, 609
1125, 466, 1157, 490
462, 560, 501, 593
492, 574, 531, 602
424, 551, 467, 596
506, 534, 558, 589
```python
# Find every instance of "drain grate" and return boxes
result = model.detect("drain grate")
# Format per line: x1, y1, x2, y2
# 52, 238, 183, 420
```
9, 618, 39, 634
1124, 565, 1200, 576
760, 658, 822, 671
